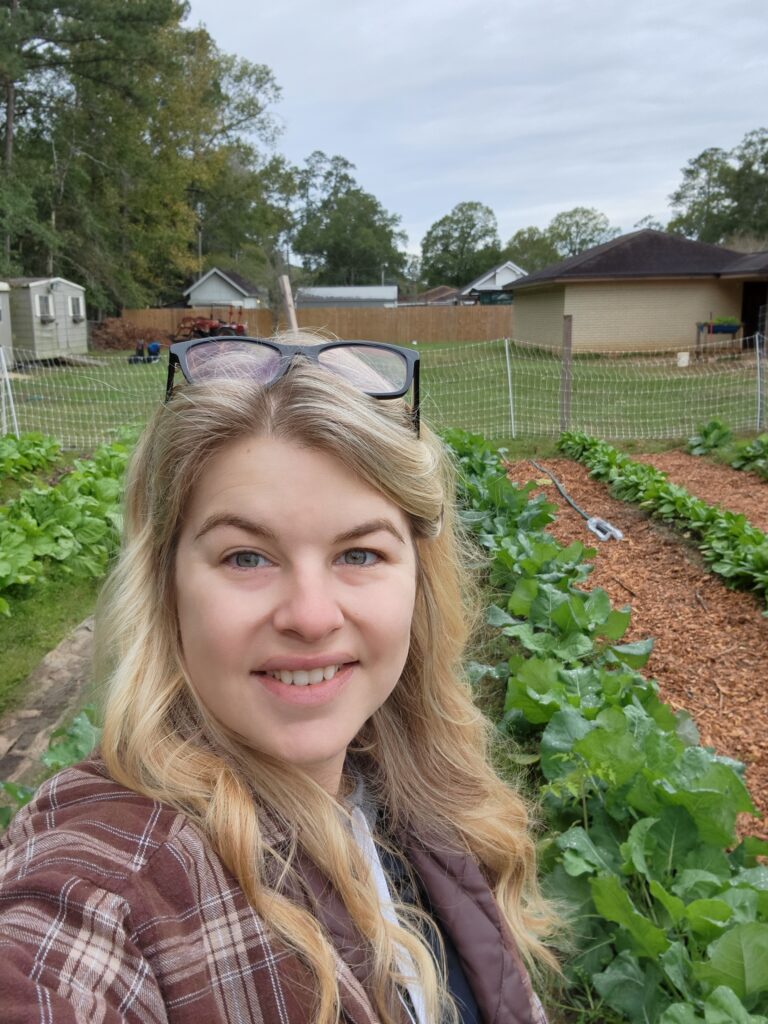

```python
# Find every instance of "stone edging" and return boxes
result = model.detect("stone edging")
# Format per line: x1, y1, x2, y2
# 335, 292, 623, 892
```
0, 617, 95, 786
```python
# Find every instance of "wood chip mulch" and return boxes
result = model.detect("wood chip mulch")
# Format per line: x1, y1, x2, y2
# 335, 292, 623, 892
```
507, 451, 768, 841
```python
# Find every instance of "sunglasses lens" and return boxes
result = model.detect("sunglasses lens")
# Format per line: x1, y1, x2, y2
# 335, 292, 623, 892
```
185, 340, 281, 384
318, 345, 408, 394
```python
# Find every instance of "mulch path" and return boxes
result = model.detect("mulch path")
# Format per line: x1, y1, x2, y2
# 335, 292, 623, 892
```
507, 451, 768, 841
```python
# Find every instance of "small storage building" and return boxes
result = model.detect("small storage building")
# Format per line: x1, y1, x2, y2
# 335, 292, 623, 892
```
0, 282, 11, 366
8, 277, 88, 359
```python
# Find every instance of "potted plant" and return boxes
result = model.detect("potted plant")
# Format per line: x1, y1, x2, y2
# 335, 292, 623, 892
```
698, 316, 741, 334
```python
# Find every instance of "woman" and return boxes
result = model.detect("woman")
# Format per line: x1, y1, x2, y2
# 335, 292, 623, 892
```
0, 333, 556, 1023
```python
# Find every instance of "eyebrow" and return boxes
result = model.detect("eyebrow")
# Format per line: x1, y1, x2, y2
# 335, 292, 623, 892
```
193, 513, 407, 546
194, 513, 277, 543
334, 518, 407, 546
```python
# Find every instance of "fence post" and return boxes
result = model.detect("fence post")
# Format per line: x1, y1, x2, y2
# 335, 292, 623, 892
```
757, 332, 765, 432
504, 337, 516, 438
0, 346, 21, 438
559, 315, 573, 433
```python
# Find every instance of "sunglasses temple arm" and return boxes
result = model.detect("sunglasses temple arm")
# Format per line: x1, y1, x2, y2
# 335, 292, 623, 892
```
412, 362, 421, 435
165, 355, 178, 403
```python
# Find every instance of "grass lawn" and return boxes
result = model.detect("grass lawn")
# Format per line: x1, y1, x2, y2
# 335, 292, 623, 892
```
0, 574, 102, 716
6, 341, 764, 448
420, 340, 763, 443
9, 353, 164, 449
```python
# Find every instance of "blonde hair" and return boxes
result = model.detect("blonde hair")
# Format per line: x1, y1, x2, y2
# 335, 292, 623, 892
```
97, 335, 557, 1022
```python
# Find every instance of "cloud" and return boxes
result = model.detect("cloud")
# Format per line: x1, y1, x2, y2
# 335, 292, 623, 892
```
187, 0, 768, 248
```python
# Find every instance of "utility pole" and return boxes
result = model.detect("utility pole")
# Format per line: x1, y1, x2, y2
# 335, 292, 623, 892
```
3, 0, 19, 265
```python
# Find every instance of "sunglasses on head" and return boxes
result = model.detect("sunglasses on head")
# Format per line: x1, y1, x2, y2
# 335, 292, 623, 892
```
166, 336, 421, 433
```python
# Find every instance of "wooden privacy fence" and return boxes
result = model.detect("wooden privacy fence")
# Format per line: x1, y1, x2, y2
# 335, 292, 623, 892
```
121, 307, 274, 337
121, 305, 514, 344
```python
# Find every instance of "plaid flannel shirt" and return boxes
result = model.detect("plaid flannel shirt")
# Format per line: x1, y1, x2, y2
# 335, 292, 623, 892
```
0, 759, 547, 1024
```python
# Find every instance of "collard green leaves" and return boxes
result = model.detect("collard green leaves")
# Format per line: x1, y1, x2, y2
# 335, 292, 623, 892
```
557, 431, 768, 608
0, 439, 129, 614
446, 429, 767, 1023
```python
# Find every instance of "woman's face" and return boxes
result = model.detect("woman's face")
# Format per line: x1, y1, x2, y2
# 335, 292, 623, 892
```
174, 435, 418, 794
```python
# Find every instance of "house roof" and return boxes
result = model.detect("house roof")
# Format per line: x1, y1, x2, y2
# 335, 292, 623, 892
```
460, 260, 527, 295
505, 230, 754, 290
7, 276, 85, 290
184, 267, 260, 297
295, 286, 398, 302
721, 250, 768, 275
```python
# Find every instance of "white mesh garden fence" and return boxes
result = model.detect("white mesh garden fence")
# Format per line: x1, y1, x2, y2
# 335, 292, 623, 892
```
1, 334, 766, 449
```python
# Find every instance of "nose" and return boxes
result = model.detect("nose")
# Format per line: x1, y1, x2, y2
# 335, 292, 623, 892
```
272, 567, 345, 641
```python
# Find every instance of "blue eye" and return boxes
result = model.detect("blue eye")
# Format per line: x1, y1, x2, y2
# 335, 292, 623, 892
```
340, 549, 378, 566
229, 551, 270, 569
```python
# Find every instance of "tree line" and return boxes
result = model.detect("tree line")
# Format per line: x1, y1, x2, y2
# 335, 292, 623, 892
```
1, 5, 766, 312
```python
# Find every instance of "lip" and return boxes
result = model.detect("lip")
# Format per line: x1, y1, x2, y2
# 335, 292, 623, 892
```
257, 653, 357, 673
253, 662, 355, 707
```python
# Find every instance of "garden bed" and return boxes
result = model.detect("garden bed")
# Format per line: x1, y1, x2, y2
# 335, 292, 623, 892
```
509, 453, 768, 840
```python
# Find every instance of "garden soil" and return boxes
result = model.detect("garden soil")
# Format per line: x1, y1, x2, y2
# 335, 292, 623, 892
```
508, 451, 768, 841
2, 451, 766, 841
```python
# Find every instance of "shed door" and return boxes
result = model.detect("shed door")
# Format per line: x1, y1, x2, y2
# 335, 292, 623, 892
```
53, 288, 70, 350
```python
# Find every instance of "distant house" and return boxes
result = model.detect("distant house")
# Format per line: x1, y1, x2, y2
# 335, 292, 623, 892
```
0, 282, 11, 365
8, 277, 88, 359
295, 286, 398, 309
506, 230, 768, 351
460, 260, 526, 304
184, 267, 265, 309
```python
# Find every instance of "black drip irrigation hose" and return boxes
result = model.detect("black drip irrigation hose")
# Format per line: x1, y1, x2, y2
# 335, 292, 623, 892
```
529, 460, 624, 542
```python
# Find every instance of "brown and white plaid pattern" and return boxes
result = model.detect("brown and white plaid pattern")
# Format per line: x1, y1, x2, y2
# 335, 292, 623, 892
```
0, 760, 547, 1023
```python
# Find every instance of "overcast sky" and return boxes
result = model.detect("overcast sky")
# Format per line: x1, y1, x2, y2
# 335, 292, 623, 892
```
185, 0, 768, 253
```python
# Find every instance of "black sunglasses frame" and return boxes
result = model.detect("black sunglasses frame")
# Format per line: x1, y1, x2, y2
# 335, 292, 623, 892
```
166, 336, 421, 433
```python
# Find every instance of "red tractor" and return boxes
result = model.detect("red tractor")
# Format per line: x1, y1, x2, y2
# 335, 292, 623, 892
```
172, 308, 247, 342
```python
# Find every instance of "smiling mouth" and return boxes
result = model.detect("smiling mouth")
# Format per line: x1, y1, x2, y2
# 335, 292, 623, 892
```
260, 664, 350, 687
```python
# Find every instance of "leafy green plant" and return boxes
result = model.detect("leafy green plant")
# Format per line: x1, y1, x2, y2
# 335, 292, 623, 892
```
0, 706, 101, 828
686, 420, 733, 456
729, 435, 768, 481
558, 432, 768, 610
0, 438, 130, 616
444, 429, 768, 1023
686, 419, 768, 480
0, 432, 62, 481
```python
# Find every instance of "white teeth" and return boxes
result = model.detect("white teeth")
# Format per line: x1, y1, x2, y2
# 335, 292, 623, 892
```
266, 665, 342, 686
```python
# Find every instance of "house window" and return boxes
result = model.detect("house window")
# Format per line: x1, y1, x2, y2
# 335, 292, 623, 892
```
69, 294, 84, 319
37, 293, 53, 319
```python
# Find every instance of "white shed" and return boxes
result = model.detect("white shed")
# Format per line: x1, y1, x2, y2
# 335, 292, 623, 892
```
8, 277, 88, 359
0, 282, 11, 366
